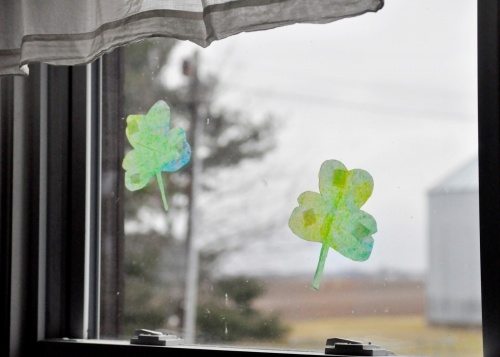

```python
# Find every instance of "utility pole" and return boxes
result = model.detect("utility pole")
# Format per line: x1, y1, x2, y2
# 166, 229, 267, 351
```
182, 52, 203, 343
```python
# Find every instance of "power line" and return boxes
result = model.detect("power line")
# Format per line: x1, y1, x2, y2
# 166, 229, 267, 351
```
216, 81, 474, 121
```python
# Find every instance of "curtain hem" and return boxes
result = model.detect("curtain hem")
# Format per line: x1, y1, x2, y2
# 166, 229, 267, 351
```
0, 0, 384, 76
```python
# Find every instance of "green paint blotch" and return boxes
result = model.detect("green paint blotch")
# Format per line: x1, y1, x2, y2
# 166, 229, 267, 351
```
303, 209, 316, 226
320, 214, 334, 238
352, 223, 371, 239
333, 169, 347, 187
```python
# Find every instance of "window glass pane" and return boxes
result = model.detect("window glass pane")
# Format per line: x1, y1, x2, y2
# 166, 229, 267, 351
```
100, 1, 481, 355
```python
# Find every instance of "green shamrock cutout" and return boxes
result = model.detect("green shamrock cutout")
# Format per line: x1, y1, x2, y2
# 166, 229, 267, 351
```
288, 160, 377, 290
122, 100, 191, 211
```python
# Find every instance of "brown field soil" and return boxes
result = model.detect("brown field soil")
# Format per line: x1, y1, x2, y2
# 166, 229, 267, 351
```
248, 276, 482, 357
254, 276, 425, 320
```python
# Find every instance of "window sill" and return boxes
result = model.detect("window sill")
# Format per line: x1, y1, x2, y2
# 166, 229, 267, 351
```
38, 338, 410, 356
38, 339, 327, 357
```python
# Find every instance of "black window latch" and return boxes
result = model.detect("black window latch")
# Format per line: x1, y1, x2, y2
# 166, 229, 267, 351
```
130, 329, 182, 346
324, 338, 395, 356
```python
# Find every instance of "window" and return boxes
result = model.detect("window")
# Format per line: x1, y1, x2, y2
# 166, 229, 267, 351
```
1, 1, 500, 357
98, 1, 481, 355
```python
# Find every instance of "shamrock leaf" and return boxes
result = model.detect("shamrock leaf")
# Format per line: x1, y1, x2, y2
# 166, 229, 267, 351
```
288, 160, 377, 290
122, 100, 191, 211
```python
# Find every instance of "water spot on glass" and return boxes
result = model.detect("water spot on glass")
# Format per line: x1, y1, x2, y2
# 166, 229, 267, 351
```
206, 117, 210, 125
168, 315, 180, 327
224, 322, 228, 336
225, 293, 229, 306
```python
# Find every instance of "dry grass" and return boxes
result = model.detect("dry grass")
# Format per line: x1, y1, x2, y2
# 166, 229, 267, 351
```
248, 276, 483, 356
285, 315, 482, 357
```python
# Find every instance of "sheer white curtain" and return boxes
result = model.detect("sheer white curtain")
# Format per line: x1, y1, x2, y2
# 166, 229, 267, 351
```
0, 0, 383, 75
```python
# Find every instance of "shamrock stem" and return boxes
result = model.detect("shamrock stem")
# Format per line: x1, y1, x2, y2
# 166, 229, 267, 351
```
312, 242, 329, 290
156, 172, 169, 212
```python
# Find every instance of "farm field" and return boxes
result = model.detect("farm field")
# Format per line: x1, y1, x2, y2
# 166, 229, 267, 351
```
286, 315, 482, 357
250, 276, 482, 356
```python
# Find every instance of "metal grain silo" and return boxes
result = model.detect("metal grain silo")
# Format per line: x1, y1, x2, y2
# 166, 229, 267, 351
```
426, 158, 481, 326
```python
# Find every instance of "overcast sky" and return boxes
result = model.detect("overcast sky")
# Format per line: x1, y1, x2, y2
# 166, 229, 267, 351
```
163, 0, 478, 277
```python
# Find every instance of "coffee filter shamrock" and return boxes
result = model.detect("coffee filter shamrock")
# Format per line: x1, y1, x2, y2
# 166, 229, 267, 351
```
122, 100, 191, 211
289, 160, 377, 290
